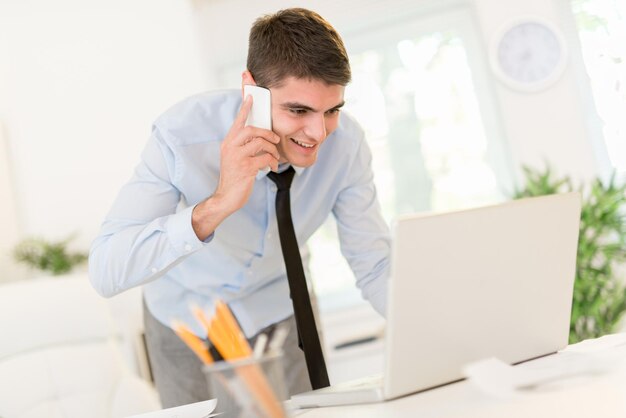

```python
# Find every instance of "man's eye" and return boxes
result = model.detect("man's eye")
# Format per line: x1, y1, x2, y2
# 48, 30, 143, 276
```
290, 108, 307, 115
326, 108, 341, 115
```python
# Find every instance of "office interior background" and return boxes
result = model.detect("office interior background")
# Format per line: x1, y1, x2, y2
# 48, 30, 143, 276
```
0, 0, 625, 406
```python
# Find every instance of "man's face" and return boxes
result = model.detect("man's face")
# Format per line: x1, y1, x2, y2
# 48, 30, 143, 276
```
268, 77, 345, 167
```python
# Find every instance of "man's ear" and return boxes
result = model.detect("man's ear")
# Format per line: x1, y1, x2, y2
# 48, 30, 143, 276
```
241, 70, 257, 95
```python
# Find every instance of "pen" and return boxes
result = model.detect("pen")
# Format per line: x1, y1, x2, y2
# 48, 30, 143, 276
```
253, 333, 268, 358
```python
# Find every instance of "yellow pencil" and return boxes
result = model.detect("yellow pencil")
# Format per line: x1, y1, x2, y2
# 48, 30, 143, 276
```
216, 300, 252, 356
171, 320, 214, 365
191, 304, 212, 336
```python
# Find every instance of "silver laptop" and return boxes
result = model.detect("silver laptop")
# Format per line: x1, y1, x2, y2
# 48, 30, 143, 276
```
289, 192, 581, 408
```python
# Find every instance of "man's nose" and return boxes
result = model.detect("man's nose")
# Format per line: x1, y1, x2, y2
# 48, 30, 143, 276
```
304, 114, 327, 142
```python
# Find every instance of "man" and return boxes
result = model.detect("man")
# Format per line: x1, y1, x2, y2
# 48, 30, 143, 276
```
89, 8, 390, 408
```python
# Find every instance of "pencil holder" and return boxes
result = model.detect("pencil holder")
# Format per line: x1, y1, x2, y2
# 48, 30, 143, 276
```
203, 351, 289, 418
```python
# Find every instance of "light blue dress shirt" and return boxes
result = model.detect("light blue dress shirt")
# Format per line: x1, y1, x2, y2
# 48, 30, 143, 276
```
89, 89, 391, 338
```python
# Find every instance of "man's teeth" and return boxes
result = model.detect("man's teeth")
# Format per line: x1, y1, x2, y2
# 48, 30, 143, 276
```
291, 138, 315, 148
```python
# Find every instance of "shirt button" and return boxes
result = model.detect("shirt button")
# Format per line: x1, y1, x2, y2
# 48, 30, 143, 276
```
267, 233, 272, 239
151, 267, 158, 273
184, 244, 192, 252
247, 270, 253, 276
270, 185, 277, 192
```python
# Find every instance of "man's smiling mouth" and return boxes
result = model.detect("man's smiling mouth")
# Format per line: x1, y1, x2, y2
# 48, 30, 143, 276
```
290, 138, 315, 148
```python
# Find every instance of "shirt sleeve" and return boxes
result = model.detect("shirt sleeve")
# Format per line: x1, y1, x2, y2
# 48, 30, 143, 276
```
88, 128, 212, 298
332, 133, 391, 317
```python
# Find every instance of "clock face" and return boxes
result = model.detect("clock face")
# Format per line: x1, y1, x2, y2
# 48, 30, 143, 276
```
491, 19, 567, 92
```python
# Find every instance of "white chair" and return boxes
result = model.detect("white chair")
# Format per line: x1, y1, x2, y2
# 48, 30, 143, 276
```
0, 273, 161, 418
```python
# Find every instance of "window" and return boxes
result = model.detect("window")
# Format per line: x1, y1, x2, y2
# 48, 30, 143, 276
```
570, 0, 626, 173
309, 8, 511, 310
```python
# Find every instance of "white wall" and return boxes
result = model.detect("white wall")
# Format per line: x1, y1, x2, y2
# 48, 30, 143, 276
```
0, 0, 207, 278
0, 123, 26, 280
0, 0, 606, 277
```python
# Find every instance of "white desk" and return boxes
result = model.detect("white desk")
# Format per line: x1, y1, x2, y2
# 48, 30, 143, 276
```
138, 334, 626, 418
293, 334, 626, 418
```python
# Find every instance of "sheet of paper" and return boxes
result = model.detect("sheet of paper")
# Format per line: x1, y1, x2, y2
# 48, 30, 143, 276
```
463, 346, 625, 398
463, 333, 626, 398
126, 398, 218, 418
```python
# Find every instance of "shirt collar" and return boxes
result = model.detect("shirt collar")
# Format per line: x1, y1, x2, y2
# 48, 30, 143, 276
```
256, 163, 304, 180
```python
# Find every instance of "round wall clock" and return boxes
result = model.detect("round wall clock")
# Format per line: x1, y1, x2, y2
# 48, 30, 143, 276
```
490, 17, 568, 92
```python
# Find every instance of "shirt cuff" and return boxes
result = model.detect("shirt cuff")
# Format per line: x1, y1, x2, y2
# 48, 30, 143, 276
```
165, 205, 214, 256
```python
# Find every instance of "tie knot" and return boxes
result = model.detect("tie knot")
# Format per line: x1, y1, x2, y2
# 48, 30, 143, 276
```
267, 166, 295, 191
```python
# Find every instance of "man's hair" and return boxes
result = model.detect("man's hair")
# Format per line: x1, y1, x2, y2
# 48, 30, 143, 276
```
247, 8, 351, 88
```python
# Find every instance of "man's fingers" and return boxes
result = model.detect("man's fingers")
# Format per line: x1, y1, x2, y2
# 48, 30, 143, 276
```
255, 152, 279, 173
234, 127, 279, 147
233, 94, 253, 129
247, 127, 280, 144
229, 126, 279, 147
243, 137, 280, 160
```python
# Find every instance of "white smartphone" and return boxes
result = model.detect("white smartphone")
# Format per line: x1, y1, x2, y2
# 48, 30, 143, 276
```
244, 85, 271, 130
244, 85, 272, 175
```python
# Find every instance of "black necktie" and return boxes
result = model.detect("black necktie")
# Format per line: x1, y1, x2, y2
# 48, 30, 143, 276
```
267, 166, 330, 389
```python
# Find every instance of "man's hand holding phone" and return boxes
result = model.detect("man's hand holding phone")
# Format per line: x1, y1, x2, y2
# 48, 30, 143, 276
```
191, 86, 279, 240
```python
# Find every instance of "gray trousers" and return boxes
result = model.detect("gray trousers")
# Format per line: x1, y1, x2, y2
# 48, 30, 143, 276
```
143, 302, 312, 408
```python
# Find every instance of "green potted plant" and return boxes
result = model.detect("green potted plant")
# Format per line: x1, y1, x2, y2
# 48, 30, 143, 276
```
513, 166, 626, 343
13, 236, 88, 276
